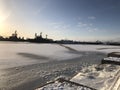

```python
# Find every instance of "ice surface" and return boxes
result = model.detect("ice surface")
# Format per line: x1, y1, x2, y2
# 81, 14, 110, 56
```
65, 44, 120, 53
1, 43, 119, 69
0, 42, 80, 69
0, 42, 120, 90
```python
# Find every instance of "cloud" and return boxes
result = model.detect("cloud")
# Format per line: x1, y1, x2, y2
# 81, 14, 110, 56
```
49, 22, 70, 30
88, 28, 98, 32
33, 6, 46, 15
77, 22, 93, 27
77, 21, 98, 33
33, 0, 50, 15
89, 23, 93, 26
77, 22, 95, 32
88, 16, 96, 20
77, 22, 88, 27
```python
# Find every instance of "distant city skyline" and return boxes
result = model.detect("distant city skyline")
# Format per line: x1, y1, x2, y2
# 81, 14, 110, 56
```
0, 0, 120, 41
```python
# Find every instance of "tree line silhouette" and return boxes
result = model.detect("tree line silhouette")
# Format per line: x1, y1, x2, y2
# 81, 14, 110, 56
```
0, 31, 120, 45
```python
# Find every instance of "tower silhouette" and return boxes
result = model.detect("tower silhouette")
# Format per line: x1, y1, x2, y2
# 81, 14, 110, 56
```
46, 34, 48, 39
40, 32, 42, 38
35, 33, 37, 38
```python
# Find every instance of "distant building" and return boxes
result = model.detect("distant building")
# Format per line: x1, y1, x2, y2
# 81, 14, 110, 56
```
27, 32, 53, 43
9, 30, 18, 40
34, 32, 43, 39
0, 36, 4, 40
46, 34, 48, 39
55, 40, 74, 44
8, 30, 25, 41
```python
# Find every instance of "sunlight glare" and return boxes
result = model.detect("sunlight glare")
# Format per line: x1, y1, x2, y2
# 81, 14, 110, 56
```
0, 15, 5, 24
0, 15, 5, 34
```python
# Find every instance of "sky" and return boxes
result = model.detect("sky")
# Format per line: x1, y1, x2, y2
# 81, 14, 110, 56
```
0, 0, 120, 41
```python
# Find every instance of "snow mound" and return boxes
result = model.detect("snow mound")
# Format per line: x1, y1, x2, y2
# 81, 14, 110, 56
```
36, 79, 95, 90
104, 57, 120, 62
102, 57, 120, 65
71, 64, 120, 90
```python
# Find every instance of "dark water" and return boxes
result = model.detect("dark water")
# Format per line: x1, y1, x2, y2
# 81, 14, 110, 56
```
0, 51, 106, 90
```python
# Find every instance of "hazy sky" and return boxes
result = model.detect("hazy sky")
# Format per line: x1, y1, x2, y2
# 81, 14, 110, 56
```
0, 0, 120, 41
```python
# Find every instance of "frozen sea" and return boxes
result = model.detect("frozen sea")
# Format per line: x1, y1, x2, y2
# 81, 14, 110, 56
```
1, 41, 119, 90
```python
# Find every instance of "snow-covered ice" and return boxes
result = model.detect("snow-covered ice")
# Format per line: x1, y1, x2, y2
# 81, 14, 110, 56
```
65, 44, 120, 53
0, 42, 120, 90
0, 42, 80, 69
33, 44, 120, 90
1, 42, 120, 69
